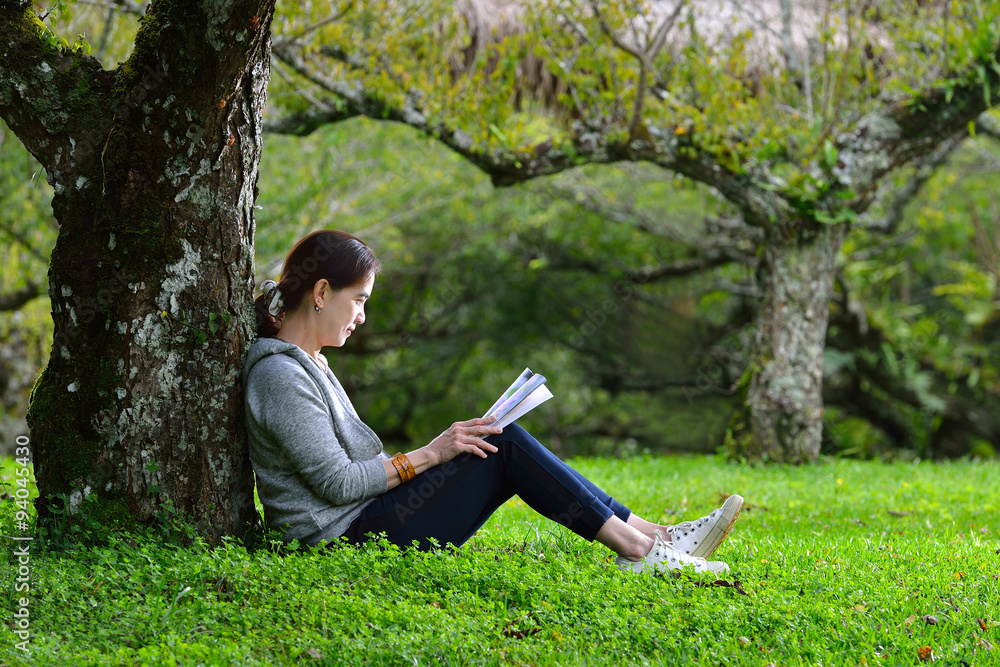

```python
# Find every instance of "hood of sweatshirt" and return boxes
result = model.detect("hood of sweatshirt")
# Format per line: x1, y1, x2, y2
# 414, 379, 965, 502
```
241, 335, 388, 545
243, 336, 324, 385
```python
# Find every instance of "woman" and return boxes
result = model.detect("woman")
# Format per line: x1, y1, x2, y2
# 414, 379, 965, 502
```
244, 230, 743, 576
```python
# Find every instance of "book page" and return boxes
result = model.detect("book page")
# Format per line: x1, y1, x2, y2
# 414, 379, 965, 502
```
494, 384, 554, 429
488, 373, 546, 424
483, 368, 534, 417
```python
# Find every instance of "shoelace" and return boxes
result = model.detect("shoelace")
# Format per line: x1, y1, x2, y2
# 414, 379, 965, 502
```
652, 530, 708, 565
665, 511, 714, 540
650, 529, 670, 557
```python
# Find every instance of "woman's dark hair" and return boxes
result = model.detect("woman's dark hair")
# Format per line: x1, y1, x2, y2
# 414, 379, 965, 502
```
254, 230, 381, 338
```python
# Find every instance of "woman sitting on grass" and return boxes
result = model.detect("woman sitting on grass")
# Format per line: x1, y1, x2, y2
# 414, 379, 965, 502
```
244, 230, 744, 576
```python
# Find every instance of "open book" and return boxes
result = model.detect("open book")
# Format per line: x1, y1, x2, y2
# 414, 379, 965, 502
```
483, 368, 554, 429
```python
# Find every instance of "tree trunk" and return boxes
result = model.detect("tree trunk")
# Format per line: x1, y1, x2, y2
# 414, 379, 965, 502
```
736, 221, 847, 463
2, 0, 276, 541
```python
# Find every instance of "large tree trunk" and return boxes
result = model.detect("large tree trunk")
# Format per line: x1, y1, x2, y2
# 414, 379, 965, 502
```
2, 0, 275, 541
738, 221, 847, 463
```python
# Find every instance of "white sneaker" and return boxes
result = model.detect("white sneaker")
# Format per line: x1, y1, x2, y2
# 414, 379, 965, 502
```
616, 530, 729, 577
666, 494, 744, 558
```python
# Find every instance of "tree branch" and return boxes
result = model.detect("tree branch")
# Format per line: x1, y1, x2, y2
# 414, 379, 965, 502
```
261, 105, 360, 135
590, 0, 685, 142
287, 5, 352, 41
0, 3, 113, 173
262, 56, 360, 134
976, 111, 1000, 143
270, 37, 780, 222
778, 0, 800, 75
862, 130, 966, 234
0, 282, 42, 311
270, 39, 585, 184
545, 247, 744, 282
538, 178, 760, 251
828, 273, 1000, 447
834, 46, 1000, 209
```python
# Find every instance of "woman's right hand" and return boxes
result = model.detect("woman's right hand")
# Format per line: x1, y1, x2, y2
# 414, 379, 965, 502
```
424, 416, 502, 466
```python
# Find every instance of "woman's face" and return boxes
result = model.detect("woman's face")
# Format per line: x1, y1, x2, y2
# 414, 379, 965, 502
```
318, 274, 374, 347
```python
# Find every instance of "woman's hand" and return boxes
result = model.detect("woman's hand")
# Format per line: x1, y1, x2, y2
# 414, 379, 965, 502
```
424, 416, 502, 467
381, 416, 503, 490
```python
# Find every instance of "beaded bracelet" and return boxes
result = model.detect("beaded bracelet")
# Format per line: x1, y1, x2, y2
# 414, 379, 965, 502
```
391, 452, 416, 483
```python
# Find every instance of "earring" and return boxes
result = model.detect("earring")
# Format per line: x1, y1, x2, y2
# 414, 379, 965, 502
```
314, 304, 322, 312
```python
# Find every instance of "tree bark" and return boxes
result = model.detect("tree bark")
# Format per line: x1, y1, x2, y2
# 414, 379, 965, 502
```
737, 221, 847, 463
2, 0, 275, 541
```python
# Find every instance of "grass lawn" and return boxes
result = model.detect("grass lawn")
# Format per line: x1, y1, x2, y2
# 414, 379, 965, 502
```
2, 454, 998, 666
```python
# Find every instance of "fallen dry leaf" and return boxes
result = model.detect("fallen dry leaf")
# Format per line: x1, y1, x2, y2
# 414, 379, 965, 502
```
692, 578, 749, 595
917, 645, 934, 662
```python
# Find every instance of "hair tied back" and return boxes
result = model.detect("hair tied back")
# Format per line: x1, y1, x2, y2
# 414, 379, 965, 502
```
260, 279, 284, 317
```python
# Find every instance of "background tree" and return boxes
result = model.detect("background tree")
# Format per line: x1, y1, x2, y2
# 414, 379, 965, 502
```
0, 0, 275, 540
1, 0, 997, 553
264, 0, 1000, 462
0, 117, 53, 448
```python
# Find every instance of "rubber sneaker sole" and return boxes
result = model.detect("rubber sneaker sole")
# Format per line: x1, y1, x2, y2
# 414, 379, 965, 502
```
689, 494, 744, 559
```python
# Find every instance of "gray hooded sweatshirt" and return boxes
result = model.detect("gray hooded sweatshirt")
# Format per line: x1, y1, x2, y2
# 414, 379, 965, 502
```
243, 337, 389, 545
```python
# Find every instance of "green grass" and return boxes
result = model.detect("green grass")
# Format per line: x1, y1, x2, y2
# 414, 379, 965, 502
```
2, 455, 999, 666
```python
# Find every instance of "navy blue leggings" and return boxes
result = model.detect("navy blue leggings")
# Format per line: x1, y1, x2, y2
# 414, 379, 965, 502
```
342, 423, 632, 550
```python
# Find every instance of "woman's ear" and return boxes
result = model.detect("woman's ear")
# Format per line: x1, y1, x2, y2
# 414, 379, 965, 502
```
313, 279, 328, 305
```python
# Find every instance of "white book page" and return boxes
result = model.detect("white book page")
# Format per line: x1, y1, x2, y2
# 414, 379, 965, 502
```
495, 385, 554, 429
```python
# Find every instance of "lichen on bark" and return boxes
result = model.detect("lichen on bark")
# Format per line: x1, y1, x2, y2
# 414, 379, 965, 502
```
6, 0, 277, 542
741, 220, 848, 463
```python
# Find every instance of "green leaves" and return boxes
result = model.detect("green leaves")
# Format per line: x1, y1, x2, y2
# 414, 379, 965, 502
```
159, 309, 231, 345
207, 311, 231, 335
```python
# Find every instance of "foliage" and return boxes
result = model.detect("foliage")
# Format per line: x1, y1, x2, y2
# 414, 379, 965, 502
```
273, 0, 1000, 198
256, 118, 744, 454
826, 129, 1000, 457
0, 119, 55, 450
2, 454, 999, 665
3, 1, 998, 464
263, 0, 1000, 462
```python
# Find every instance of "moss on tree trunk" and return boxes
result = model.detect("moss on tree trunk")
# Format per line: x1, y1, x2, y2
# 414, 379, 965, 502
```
727, 221, 847, 463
